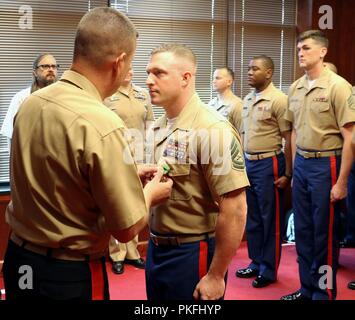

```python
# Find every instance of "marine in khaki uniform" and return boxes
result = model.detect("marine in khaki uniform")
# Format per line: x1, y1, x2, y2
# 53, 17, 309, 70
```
104, 67, 155, 274
145, 43, 249, 300
2, 8, 172, 300
208, 67, 243, 133
349, 125, 355, 291
281, 30, 355, 301
236, 55, 292, 288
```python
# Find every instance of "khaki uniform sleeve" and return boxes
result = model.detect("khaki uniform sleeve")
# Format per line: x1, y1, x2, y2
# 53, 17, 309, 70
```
228, 100, 243, 133
273, 93, 291, 132
284, 89, 294, 124
84, 128, 147, 232
201, 123, 249, 200
332, 82, 355, 127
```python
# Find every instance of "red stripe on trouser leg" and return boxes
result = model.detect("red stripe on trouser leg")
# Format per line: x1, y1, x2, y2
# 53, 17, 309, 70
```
327, 155, 337, 300
89, 259, 105, 300
199, 241, 208, 279
272, 156, 281, 276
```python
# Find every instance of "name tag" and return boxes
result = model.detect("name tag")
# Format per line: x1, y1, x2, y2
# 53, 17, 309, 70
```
313, 97, 328, 102
134, 91, 147, 100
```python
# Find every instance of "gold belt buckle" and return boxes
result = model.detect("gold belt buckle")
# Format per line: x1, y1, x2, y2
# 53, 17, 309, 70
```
303, 151, 310, 159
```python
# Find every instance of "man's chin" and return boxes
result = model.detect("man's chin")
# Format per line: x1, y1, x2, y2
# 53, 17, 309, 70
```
46, 79, 56, 85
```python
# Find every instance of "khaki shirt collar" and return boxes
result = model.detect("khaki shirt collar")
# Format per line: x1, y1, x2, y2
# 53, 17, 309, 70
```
61, 70, 103, 102
247, 82, 276, 103
296, 67, 331, 90
152, 93, 200, 144
117, 83, 143, 98
153, 93, 200, 130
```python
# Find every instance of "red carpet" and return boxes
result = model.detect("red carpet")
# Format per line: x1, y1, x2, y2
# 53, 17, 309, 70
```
1, 242, 354, 300
107, 241, 355, 300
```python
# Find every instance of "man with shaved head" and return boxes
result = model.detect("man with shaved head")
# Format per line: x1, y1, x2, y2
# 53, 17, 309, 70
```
145, 43, 249, 300
208, 67, 243, 133
3, 7, 172, 300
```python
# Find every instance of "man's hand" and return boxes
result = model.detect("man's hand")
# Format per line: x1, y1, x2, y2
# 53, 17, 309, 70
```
274, 176, 290, 189
192, 274, 225, 300
143, 167, 173, 207
330, 182, 347, 202
137, 165, 158, 186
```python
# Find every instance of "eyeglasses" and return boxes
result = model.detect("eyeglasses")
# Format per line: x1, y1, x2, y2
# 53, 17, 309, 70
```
36, 64, 60, 70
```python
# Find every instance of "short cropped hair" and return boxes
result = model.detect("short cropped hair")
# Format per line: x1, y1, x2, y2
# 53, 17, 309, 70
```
252, 55, 274, 72
217, 67, 235, 81
297, 30, 329, 48
151, 43, 197, 67
73, 7, 137, 66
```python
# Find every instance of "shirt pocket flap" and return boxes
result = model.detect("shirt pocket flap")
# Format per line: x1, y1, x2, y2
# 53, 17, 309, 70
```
256, 110, 272, 120
168, 164, 190, 177
314, 102, 330, 113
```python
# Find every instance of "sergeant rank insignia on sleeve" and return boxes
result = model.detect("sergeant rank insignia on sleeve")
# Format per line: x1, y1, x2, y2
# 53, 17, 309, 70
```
230, 135, 245, 170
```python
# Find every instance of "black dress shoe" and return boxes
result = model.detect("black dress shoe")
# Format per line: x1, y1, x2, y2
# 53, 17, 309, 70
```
348, 280, 355, 290
252, 275, 275, 288
236, 267, 259, 278
125, 258, 145, 269
280, 290, 311, 300
112, 261, 124, 274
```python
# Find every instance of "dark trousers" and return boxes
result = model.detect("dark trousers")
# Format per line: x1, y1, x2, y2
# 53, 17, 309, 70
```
2, 240, 109, 300
293, 154, 342, 300
245, 153, 285, 281
145, 237, 220, 300
345, 162, 355, 243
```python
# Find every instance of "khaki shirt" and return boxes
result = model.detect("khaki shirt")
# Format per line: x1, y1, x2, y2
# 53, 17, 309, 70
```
104, 83, 154, 131
241, 82, 291, 153
104, 84, 154, 163
6, 70, 147, 255
148, 93, 249, 235
208, 95, 243, 132
285, 68, 355, 151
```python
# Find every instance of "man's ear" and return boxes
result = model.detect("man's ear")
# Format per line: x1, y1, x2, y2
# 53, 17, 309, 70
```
114, 52, 127, 73
265, 68, 273, 80
320, 47, 328, 59
181, 71, 192, 86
